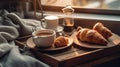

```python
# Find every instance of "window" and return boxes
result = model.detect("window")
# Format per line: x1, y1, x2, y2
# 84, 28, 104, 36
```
41, 0, 120, 15
25, 0, 120, 35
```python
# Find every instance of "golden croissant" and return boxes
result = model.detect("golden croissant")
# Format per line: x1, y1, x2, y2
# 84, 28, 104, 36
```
77, 28, 108, 45
54, 36, 68, 48
93, 22, 112, 39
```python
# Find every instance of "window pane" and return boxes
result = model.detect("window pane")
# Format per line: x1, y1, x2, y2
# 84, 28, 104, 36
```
42, 0, 120, 10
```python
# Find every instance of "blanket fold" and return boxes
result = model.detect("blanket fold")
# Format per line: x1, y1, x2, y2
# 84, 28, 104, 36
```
0, 10, 49, 67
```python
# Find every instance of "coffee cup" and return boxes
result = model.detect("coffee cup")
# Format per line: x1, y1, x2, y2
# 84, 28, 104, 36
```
32, 29, 56, 48
41, 15, 59, 30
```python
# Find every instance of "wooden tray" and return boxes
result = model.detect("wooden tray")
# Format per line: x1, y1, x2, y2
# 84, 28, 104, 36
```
15, 34, 120, 67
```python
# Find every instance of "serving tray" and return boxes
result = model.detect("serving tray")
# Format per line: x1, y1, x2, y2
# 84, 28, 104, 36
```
15, 33, 120, 67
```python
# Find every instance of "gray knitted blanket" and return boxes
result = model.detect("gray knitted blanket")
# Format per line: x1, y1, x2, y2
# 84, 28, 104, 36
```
0, 10, 49, 67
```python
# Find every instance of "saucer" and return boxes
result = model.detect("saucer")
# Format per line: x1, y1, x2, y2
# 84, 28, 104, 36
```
26, 36, 73, 52
54, 26, 63, 32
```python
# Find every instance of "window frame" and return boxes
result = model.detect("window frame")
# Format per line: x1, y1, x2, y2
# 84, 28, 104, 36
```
41, 5, 120, 15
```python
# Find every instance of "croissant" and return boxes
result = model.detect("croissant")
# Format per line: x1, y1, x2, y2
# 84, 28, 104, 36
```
77, 28, 108, 45
93, 22, 112, 39
54, 36, 68, 48
76, 26, 82, 32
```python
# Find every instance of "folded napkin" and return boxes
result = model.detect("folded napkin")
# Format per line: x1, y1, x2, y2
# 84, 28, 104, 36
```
0, 10, 49, 67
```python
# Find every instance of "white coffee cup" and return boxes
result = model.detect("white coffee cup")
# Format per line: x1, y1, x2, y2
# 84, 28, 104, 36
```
32, 29, 56, 47
41, 15, 59, 30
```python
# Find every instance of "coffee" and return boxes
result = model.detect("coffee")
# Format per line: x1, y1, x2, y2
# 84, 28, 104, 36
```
63, 25, 74, 32
32, 29, 56, 47
36, 32, 53, 37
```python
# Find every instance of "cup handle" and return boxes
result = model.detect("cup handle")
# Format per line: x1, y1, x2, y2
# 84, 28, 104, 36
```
41, 19, 46, 29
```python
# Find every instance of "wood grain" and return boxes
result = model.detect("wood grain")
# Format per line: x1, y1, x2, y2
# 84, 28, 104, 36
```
15, 33, 120, 67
